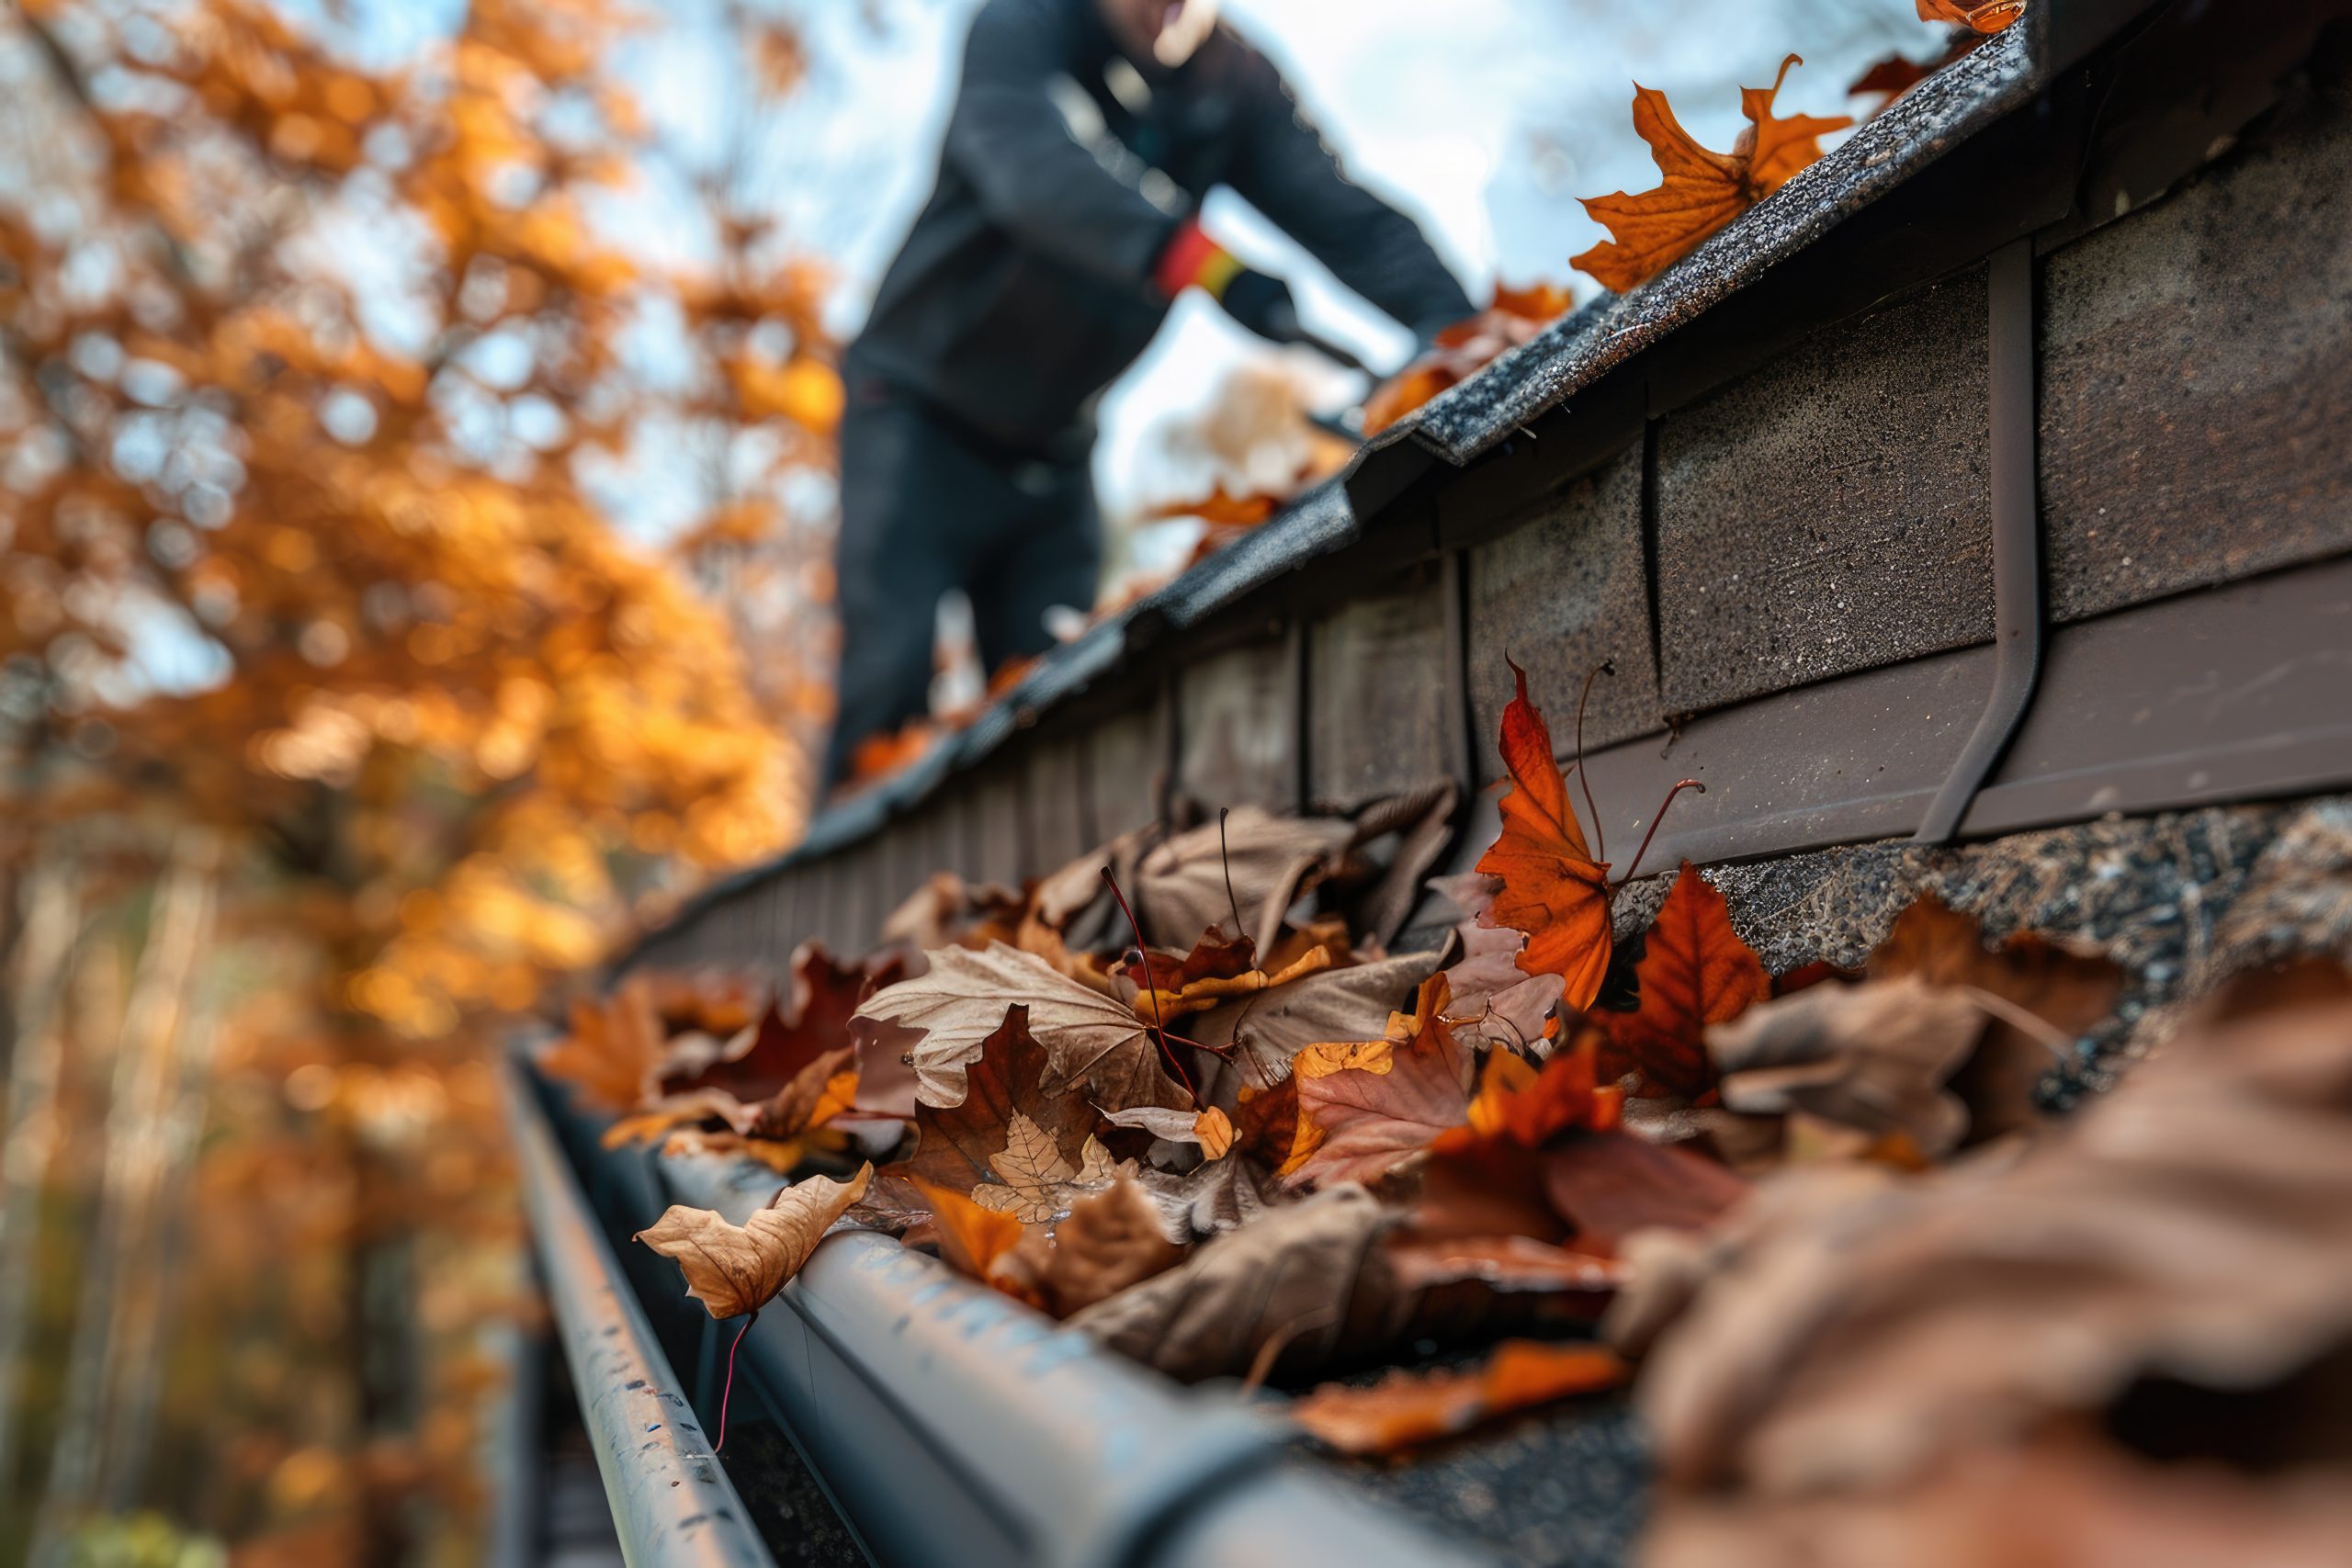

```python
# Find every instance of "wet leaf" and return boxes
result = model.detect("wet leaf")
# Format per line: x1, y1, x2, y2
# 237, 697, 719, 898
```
1573, 55, 1850, 293
1289, 1339, 1628, 1456
635, 1163, 874, 1319
1475, 660, 1613, 1013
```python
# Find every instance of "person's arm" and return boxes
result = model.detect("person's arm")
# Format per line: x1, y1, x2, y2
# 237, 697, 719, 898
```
1221, 49, 1475, 339
943, 0, 1183, 288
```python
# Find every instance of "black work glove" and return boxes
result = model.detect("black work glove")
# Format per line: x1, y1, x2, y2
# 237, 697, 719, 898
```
1218, 267, 1302, 344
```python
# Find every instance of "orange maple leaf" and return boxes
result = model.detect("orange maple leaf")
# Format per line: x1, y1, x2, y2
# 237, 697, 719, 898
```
1475, 660, 1613, 1013
1919, 0, 2026, 33
1599, 863, 1768, 1099
1361, 282, 1573, 435
1573, 55, 1851, 294
1289, 1339, 1628, 1456
1146, 485, 1283, 527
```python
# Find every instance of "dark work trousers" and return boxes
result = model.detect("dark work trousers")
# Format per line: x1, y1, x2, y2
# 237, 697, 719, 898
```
821, 379, 1102, 788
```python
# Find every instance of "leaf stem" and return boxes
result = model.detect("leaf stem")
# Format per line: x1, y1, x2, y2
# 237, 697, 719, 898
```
1615, 779, 1706, 887
1575, 661, 1614, 867
716, 1311, 754, 1452
1101, 866, 1197, 1101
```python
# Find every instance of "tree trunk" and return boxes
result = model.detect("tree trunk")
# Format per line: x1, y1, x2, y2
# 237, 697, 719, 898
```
0, 857, 84, 1515
26, 840, 217, 1563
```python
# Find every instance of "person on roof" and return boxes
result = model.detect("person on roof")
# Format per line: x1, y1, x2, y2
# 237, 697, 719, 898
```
822, 0, 1473, 787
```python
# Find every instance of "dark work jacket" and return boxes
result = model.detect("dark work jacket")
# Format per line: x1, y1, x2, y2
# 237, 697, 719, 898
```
846, 0, 1474, 452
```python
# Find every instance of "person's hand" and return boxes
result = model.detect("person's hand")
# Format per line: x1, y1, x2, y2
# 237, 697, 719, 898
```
1216, 267, 1301, 344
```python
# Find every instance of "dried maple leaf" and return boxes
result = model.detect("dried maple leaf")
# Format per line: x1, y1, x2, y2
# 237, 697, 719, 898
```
1190, 951, 1438, 1089
635, 1162, 874, 1319
1847, 53, 1935, 116
1145, 485, 1283, 527
1573, 55, 1850, 294
1430, 872, 1567, 1051
1600, 863, 1768, 1099
1637, 996, 2352, 1500
1867, 896, 2120, 1142
879, 872, 1025, 955
1032, 1179, 1189, 1316
906, 1175, 1030, 1292
853, 942, 1189, 1113
1360, 284, 1571, 436
1706, 975, 1989, 1156
888, 1005, 1133, 1224
1442, 1036, 1623, 1153
662, 943, 874, 1106
1651, 1433, 2352, 1568
1476, 660, 1613, 1013
1415, 1038, 1742, 1257
1289, 1339, 1628, 1456
1125, 930, 1333, 1022
1283, 979, 1475, 1190
1131, 807, 1357, 953
540, 976, 665, 1112
1918, 0, 2026, 33
1068, 1185, 1596, 1381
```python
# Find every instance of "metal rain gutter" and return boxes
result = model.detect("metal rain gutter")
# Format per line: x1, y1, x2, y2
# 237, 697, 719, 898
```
508, 1061, 778, 1568
649, 1142, 1499, 1568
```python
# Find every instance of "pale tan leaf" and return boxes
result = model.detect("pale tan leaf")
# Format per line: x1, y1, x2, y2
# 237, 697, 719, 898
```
635, 1163, 874, 1319
851, 942, 1187, 1111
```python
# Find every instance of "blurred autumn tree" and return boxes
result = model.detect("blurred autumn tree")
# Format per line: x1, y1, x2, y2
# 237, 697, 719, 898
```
0, 0, 839, 1560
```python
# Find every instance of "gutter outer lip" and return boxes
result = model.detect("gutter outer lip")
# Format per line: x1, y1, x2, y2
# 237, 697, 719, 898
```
507, 1059, 779, 1568
550, 1086, 1498, 1568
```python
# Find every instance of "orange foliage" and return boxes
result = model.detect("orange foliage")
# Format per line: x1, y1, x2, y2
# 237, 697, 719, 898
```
1475, 660, 1614, 1013
1361, 283, 1575, 435
1920, 0, 2028, 33
1573, 55, 1850, 294
1289, 1339, 1628, 1455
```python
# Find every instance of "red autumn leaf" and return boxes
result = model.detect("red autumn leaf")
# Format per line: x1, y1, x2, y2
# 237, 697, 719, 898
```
1599, 863, 1768, 1099
1282, 977, 1475, 1190
1437, 1035, 1623, 1156
1475, 659, 1614, 1014
1573, 55, 1850, 294
1848, 53, 1934, 110
662, 942, 873, 1105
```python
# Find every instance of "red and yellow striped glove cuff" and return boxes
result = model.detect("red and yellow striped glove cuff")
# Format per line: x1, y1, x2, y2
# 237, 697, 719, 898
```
1154, 216, 1243, 300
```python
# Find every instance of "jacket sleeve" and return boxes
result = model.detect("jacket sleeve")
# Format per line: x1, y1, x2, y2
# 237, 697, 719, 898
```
943, 1, 1185, 288
1222, 51, 1476, 338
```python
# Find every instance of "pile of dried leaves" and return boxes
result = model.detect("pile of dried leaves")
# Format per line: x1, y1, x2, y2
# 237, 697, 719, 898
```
546, 654, 2349, 1556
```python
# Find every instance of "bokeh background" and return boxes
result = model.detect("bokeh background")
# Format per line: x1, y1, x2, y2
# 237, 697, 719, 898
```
0, 2, 1950, 1562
